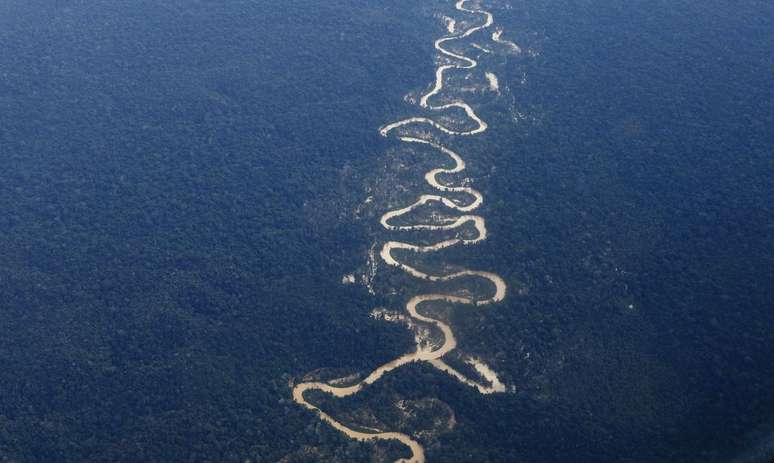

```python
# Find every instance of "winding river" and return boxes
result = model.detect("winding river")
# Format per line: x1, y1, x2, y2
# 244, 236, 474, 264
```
292, 1, 516, 461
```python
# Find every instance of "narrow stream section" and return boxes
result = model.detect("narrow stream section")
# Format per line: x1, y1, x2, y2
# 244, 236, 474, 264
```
292, 2, 517, 461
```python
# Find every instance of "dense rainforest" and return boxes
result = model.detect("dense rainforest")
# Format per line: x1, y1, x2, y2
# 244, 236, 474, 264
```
1, 0, 773, 462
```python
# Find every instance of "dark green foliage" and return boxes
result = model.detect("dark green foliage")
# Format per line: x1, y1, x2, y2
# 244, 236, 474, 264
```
0, 0, 428, 461
1, 0, 774, 462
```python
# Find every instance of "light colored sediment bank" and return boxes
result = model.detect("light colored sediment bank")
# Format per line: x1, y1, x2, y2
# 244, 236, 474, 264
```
485, 72, 500, 93
492, 28, 522, 53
